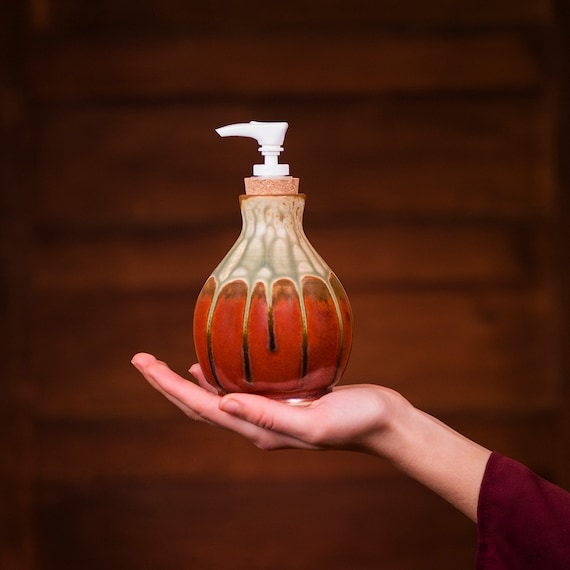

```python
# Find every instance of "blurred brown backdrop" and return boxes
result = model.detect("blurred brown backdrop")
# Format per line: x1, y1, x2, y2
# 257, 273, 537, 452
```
1, 1, 569, 569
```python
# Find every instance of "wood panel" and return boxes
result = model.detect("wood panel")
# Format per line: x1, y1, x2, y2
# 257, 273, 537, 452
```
0, 2, 35, 568
554, 0, 570, 488
31, 287, 555, 420
30, 33, 541, 101
35, 412, 558, 484
35, 97, 550, 227
32, 224, 537, 293
34, 0, 552, 35
349, 289, 556, 411
36, 478, 477, 570
8, 1, 565, 570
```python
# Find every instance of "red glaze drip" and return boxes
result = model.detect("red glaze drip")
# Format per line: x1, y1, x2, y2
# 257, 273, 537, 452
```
193, 274, 352, 401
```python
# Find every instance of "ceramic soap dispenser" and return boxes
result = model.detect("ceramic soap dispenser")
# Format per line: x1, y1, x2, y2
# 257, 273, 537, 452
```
193, 121, 352, 404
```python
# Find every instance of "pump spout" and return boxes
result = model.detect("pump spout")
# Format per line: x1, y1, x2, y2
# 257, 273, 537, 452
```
216, 121, 288, 146
215, 121, 290, 177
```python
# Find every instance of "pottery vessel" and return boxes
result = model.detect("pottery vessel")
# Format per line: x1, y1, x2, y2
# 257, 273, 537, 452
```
193, 192, 352, 403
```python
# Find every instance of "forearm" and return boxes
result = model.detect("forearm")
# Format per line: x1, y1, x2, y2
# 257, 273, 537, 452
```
371, 402, 491, 522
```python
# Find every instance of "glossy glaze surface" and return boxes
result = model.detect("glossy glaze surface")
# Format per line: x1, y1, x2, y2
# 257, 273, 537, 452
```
193, 194, 352, 402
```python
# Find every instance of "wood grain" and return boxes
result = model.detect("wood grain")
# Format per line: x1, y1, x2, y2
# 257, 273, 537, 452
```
35, 412, 558, 484
4, 2, 566, 570
33, 224, 537, 293
35, 97, 551, 228
0, 3, 36, 568
36, 478, 477, 570
31, 287, 556, 420
30, 33, 540, 101
38, 0, 552, 35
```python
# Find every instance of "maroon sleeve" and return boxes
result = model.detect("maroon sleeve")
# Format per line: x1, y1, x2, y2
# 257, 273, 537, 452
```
476, 452, 570, 569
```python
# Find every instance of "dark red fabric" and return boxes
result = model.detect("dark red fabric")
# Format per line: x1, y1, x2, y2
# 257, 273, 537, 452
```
476, 452, 570, 569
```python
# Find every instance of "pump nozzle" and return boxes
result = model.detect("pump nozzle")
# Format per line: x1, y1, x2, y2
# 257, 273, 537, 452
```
216, 121, 290, 177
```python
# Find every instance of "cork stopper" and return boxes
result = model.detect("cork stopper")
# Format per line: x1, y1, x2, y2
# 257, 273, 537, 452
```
244, 177, 299, 195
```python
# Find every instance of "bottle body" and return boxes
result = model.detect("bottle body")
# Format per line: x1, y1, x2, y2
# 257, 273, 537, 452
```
193, 193, 352, 403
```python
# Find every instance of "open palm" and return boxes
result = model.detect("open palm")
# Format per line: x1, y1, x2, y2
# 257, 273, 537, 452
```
132, 352, 408, 454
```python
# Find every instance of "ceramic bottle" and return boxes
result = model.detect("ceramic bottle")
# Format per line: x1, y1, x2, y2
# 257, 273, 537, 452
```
193, 121, 352, 404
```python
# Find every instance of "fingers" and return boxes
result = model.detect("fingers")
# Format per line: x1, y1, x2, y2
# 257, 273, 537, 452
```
188, 363, 219, 394
132, 352, 208, 421
131, 353, 312, 450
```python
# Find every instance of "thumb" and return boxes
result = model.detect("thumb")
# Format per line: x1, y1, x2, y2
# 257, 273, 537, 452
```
219, 393, 314, 437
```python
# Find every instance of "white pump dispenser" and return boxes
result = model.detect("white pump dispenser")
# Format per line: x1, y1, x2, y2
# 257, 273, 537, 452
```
215, 121, 290, 177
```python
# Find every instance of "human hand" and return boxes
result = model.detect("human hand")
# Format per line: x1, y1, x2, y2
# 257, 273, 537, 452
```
131, 352, 410, 455
132, 352, 490, 520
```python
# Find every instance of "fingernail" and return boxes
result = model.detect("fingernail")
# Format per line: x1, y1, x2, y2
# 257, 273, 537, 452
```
188, 363, 200, 375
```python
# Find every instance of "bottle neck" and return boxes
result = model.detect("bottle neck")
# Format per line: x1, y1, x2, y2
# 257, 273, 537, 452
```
211, 193, 330, 288
239, 194, 306, 236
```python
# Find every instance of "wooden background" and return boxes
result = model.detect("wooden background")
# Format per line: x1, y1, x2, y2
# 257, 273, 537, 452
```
2, 1, 569, 568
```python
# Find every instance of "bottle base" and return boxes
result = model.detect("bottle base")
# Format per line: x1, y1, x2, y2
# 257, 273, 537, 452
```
281, 389, 331, 406
216, 388, 332, 406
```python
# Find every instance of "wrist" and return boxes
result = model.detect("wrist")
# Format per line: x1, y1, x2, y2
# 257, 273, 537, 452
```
359, 387, 416, 458
377, 399, 491, 521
